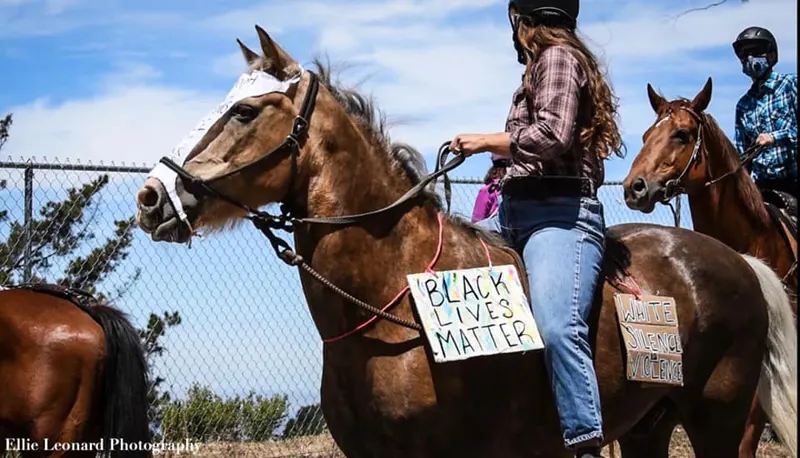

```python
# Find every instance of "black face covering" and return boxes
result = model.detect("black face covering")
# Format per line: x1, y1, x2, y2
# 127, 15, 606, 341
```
509, 11, 527, 64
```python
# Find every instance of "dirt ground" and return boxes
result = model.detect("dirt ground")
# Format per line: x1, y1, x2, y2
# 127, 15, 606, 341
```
158, 428, 791, 457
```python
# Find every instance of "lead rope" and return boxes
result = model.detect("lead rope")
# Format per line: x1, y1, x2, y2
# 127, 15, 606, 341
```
321, 213, 447, 343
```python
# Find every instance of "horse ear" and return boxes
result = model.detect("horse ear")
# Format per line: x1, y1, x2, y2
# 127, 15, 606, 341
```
647, 83, 666, 114
691, 77, 713, 113
237, 39, 260, 66
254, 24, 302, 80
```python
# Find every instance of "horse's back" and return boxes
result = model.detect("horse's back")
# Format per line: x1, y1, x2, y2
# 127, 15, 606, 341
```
0, 288, 105, 427
604, 221, 768, 321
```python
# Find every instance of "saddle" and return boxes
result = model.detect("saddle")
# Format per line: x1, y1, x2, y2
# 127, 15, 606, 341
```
761, 189, 797, 238
1, 283, 100, 317
760, 189, 798, 277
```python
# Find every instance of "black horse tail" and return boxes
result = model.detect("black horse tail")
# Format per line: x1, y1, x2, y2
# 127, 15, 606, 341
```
87, 304, 152, 457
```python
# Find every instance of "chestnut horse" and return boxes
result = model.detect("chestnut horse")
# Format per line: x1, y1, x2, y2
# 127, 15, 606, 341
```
134, 26, 797, 457
621, 78, 797, 458
0, 283, 151, 458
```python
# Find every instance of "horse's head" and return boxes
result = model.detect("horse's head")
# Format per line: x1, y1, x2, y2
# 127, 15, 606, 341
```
623, 78, 714, 213
136, 25, 330, 243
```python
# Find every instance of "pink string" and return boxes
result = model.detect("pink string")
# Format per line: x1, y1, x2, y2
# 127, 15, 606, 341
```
322, 213, 445, 344
479, 238, 493, 268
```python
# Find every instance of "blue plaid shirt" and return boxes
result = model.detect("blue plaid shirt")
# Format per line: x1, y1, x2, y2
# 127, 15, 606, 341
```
734, 71, 798, 184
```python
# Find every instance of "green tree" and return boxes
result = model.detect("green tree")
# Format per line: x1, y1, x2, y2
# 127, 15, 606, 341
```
140, 311, 183, 438
0, 111, 182, 434
0, 113, 11, 151
161, 384, 289, 442
283, 403, 327, 438
1, 113, 12, 222
0, 113, 137, 295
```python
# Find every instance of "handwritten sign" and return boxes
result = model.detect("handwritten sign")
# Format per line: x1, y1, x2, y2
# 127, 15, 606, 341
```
614, 293, 684, 386
407, 265, 544, 363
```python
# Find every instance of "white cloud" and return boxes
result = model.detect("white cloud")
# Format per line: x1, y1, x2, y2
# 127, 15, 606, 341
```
2, 0, 797, 179
2, 66, 220, 166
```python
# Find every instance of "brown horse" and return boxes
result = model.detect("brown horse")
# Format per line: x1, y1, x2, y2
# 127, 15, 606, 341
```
134, 26, 797, 457
0, 284, 151, 458
621, 78, 797, 458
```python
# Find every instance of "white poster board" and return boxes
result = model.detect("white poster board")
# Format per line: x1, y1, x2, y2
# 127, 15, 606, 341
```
407, 264, 544, 363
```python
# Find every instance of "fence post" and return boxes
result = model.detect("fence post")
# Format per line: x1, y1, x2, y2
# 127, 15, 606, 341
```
23, 166, 33, 283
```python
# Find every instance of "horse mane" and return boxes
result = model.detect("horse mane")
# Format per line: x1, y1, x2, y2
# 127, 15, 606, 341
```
308, 58, 508, 247
693, 108, 771, 227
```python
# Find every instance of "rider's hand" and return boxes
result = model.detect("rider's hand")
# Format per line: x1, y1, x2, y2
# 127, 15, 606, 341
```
449, 134, 488, 157
755, 133, 774, 146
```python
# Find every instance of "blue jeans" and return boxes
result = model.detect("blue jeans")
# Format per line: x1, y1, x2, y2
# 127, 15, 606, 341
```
477, 194, 606, 448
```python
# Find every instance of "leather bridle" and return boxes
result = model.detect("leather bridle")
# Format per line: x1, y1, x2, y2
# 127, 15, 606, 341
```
656, 106, 705, 203
157, 70, 320, 234
654, 105, 764, 203
151, 69, 466, 337
652, 106, 796, 282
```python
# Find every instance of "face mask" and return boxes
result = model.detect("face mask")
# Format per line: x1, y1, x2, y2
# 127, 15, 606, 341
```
743, 55, 770, 79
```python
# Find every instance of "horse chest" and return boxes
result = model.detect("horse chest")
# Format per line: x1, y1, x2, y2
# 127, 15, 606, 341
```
364, 352, 439, 418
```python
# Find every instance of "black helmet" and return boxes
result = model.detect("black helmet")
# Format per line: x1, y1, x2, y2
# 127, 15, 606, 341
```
509, 0, 579, 27
509, 0, 579, 63
733, 26, 778, 66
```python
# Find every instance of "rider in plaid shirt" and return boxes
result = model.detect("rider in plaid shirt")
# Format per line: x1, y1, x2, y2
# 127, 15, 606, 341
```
733, 26, 798, 199
448, 1, 624, 456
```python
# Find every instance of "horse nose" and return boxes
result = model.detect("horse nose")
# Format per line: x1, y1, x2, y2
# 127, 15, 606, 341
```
137, 185, 161, 210
630, 177, 649, 199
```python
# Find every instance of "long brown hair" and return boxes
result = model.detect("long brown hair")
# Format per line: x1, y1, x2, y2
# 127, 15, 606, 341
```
484, 163, 507, 184
515, 16, 625, 160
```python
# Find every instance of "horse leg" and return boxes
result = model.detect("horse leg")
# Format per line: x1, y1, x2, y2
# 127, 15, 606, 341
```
738, 394, 767, 458
674, 347, 763, 458
23, 408, 97, 458
615, 402, 677, 458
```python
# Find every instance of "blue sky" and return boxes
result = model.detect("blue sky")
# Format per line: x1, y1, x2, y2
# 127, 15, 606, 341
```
1, 0, 797, 405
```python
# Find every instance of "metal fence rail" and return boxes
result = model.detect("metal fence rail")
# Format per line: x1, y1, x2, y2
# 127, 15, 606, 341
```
0, 159, 706, 456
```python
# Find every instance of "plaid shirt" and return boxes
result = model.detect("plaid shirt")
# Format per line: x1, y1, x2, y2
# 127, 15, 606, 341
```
503, 45, 604, 189
734, 71, 798, 184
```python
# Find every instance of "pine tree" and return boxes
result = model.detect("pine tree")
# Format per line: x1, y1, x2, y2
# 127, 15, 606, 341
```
0, 112, 181, 434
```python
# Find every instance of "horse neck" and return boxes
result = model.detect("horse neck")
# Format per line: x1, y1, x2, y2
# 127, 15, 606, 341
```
687, 123, 773, 254
292, 101, 440, 342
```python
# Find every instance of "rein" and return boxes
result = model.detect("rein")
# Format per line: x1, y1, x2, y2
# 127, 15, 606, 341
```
155, 70, 468, 340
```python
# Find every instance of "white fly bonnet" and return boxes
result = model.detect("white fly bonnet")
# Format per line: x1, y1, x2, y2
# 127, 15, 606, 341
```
147, 68, 303, 223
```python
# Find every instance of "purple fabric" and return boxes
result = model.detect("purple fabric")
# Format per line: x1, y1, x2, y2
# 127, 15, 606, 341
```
471, 180, 501, 223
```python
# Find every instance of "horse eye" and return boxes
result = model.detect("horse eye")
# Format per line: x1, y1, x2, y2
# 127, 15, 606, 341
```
231, 103, 260, 123
672, 129, 690, 144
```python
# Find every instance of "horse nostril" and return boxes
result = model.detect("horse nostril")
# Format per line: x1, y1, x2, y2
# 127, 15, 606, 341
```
137, 186, 160, 209
631, 177, 648, 198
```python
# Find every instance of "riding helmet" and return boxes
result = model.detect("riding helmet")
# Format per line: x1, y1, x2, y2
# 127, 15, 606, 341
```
509, 0, 580, 28
508, 0, 579, 63
732, 26, 778, 66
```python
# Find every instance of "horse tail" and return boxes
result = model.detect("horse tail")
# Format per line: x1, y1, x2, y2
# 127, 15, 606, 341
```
87, 304, 152, 457
742, 254, 797, 456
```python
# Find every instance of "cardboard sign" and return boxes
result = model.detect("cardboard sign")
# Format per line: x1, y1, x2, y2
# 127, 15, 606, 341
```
614, 293, 684, 386
407, 265, 544, 363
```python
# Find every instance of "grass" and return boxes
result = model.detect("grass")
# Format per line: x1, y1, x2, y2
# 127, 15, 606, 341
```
155, 428, 791, 457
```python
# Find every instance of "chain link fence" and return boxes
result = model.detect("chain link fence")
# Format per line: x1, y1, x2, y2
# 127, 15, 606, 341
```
0, 159, 786, 457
